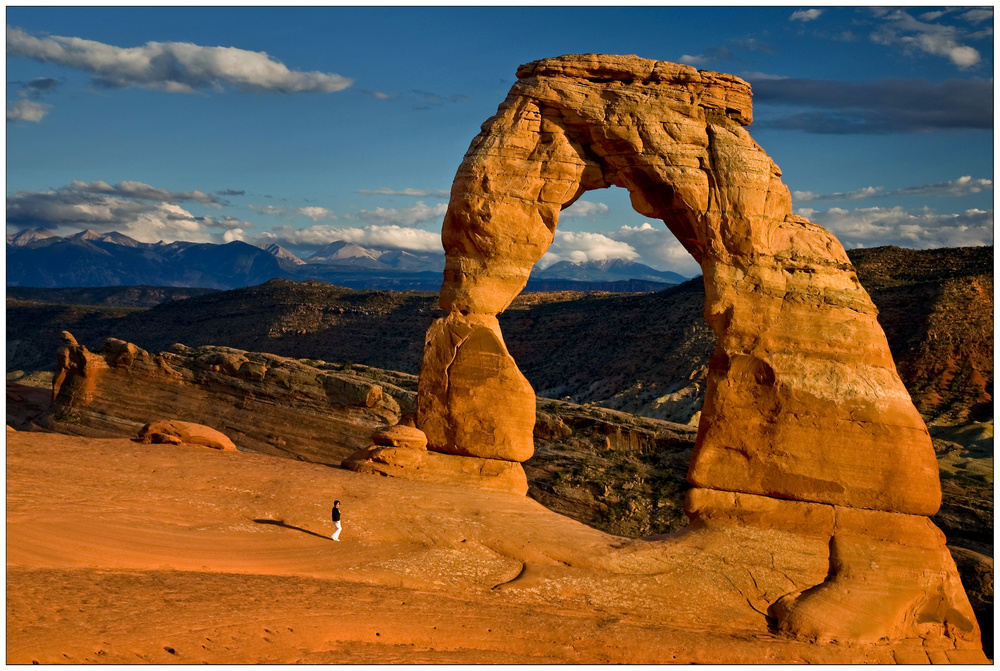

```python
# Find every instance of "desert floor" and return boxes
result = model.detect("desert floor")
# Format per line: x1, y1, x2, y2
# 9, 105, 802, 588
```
6, 431, 960, 664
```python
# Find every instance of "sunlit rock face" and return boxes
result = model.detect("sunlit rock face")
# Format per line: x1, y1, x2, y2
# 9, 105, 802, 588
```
414, 54, 983, 654
420, 53, 939, 514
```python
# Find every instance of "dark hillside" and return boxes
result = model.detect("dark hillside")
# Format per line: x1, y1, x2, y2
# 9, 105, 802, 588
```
7, 246, 992, 427
852, 246, 993, 423
7, 286, 220, 308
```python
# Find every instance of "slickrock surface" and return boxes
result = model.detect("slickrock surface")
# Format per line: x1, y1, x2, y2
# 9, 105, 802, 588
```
5, 431, 987, 664
43, 334, 406, 466
411, 53, 978, 651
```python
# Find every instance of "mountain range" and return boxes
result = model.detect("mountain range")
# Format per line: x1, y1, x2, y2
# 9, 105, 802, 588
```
6, 229, 685, 292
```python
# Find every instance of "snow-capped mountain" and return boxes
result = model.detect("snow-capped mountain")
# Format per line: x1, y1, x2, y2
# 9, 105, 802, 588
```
6, 229, 687, 292
7, 227, 58, 247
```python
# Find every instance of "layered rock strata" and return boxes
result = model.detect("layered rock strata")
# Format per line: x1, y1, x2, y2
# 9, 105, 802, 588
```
413, 53, 982, 655
43, 333, 404, 466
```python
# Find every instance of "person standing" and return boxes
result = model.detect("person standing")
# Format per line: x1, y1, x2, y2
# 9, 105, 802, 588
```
331, 500, 342, 541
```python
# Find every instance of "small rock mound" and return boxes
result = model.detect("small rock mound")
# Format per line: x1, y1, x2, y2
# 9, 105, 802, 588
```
137, 420, 236, 451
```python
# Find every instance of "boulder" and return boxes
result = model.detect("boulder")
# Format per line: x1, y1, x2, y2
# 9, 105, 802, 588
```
372, 425, 428, 450
137, 420, 236, 451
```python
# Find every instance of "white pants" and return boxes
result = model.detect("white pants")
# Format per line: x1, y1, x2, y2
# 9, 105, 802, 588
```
332, 521, 342, 540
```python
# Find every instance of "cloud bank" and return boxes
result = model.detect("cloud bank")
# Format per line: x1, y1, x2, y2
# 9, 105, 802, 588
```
792, 176, 993, 203
6, 25, 352, 94
790, 9, 823, 22
749, 77, 992, 134
351, 201, 448, 227
256, 224, 442, 253
797, 205, 993, 249
6, 180, 250, 243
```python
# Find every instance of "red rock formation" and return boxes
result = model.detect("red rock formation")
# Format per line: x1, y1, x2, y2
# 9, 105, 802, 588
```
43, 335, 403, 466
137, 419, 237, 451
411, 53, 982, 655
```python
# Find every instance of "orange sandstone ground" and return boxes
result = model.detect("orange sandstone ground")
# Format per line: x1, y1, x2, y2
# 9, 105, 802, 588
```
6, 431, 947, 664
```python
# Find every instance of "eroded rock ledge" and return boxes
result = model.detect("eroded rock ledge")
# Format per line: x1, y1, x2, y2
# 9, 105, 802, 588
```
44, 332, 405, 466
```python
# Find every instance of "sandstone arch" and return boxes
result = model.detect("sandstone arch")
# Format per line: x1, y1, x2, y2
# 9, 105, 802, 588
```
418, 54, 939, 515
406, 54, 982, 652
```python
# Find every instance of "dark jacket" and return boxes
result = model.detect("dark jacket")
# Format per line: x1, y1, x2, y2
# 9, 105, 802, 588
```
331, 507, 341, 522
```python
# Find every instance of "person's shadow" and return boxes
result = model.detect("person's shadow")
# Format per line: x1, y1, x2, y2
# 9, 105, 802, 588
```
253, 518, 331, 540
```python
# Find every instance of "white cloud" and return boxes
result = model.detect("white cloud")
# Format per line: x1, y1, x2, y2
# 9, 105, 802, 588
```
561, 200, 610, 218
793, 186, 883, 202
960, 8, 993, 24
6, 25, 352, 93
790, 9, 823, 22
536, 230, 639, 268
222, 228, 247, 243
6, 99, 50, 122
606, 222, 703, 277
299, 206, 337, 222
799, 205, 993, 249
870, 9, 984, 68
679, 54, 711, 66
256, 224, 442, 252
352, 200, 448, 227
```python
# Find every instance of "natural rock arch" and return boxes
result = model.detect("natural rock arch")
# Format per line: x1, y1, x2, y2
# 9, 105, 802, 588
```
416, 53, 939, 515
346, 54, 982, 651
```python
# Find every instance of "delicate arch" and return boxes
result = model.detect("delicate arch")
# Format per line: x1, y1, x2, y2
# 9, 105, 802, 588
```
418, 54, 940, 516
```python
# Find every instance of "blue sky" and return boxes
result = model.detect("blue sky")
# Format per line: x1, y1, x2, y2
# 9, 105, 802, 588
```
6, 6, 994, 277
